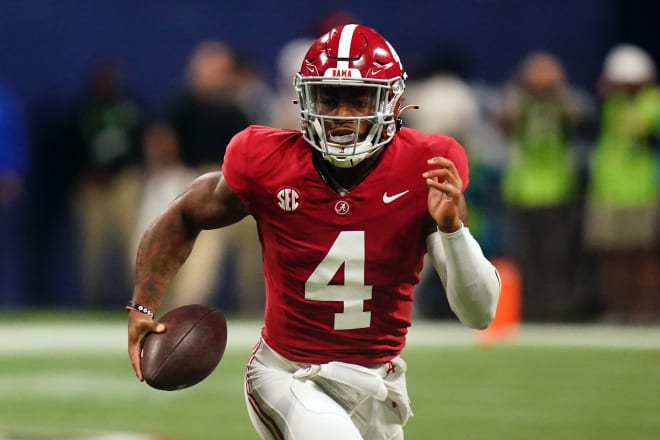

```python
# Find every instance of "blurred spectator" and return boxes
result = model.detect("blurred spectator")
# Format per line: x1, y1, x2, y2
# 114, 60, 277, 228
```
404, 51, 499, 319
404, 50, 510, 321
271, 37, 314, 129
165, 40, 249, 171
496, 52, 595, 321
404, 51, 481, 149
234, 53, 276, 126
163, 40, 263, 314
132, 122, 196, 252
69, 59, 143, 308
584, 44, 660, 324
0, 80, 29, 307
404, 50, 511, 255
131, 121, 229, 310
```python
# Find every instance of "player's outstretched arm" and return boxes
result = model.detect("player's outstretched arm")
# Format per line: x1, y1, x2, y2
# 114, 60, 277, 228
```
423, 157, 501, 330
127, 171, 248, 380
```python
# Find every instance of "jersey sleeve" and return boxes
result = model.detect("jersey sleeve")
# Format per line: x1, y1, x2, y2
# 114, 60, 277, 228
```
221, 126, 253, 204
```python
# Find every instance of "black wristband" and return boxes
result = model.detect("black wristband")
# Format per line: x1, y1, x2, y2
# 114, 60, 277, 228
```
125, 300, 155, 319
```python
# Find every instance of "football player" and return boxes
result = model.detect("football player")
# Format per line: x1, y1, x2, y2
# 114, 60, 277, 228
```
127, 24, 501, 439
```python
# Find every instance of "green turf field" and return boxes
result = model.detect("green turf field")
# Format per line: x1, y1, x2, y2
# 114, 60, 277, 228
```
0, 317, 659, 439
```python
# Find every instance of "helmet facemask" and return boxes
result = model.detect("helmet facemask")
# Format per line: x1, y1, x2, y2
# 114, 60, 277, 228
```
296, 75, 405, 168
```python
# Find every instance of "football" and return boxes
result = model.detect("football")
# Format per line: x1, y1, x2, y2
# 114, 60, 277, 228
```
141, 304, 227, 391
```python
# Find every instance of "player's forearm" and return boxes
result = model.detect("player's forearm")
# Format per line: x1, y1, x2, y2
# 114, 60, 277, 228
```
132, 206, 199, 313
426, 227, 501, 329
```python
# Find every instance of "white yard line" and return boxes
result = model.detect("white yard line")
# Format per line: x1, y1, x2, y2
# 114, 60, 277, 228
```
0, 320, 262, 354
1, 320, 657, 440
1, 320, 659, 354
408, 321, 660, 349
0, 434, 159, 440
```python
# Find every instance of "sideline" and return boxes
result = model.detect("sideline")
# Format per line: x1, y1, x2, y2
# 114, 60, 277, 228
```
1, 320, 659, 354
0, 434, 164, 440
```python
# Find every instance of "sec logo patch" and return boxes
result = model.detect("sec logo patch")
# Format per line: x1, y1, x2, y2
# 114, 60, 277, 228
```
276, 188, 300, 212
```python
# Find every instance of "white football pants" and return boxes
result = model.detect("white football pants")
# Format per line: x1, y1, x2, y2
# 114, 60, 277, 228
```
244, 339, 412, 440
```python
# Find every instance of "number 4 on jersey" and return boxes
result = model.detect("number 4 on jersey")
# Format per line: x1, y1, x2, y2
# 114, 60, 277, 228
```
304, 231, 373, 330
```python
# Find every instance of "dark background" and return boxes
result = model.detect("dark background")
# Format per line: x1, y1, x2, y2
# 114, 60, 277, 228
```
1, 0, 657, 115
1, 0, 657, 310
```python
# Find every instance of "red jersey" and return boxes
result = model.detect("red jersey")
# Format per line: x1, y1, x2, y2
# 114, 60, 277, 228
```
222, 125, 469, 365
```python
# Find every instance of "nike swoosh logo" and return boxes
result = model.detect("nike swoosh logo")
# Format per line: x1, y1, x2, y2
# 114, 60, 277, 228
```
382, 190, 410, 204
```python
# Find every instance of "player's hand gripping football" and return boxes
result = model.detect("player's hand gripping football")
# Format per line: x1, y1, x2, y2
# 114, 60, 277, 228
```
127, 310, 166, 381
423, 156, 464, 233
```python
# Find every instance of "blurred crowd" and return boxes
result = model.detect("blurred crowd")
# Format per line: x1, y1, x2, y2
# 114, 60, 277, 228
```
0, 17, 657, 325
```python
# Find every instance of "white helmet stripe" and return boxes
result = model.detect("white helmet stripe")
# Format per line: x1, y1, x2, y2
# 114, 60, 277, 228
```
336, 24, 358, 70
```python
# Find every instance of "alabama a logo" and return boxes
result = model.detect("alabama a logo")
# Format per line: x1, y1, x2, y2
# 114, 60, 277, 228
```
334, 200, 350, 215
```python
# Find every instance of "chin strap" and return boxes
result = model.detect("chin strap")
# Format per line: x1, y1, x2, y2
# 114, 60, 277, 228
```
395, 104, 420, 131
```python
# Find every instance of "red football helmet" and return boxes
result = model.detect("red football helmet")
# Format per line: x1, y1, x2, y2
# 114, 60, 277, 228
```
295, 24, 407, 167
